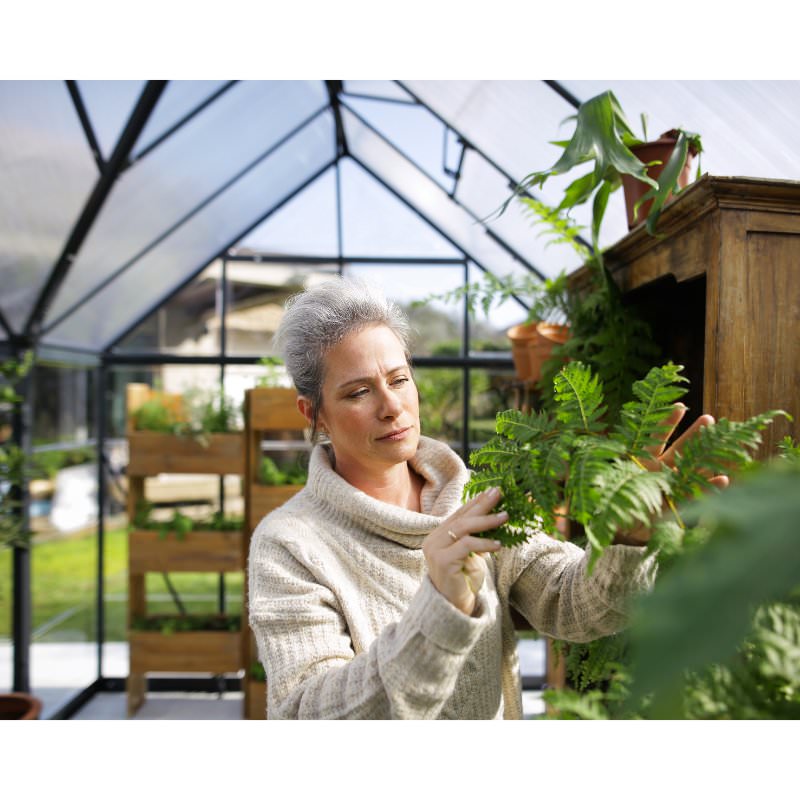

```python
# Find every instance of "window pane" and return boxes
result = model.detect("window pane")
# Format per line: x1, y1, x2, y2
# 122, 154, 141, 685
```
77, 80, 146, 160
414, 365, 463, 452
44, 81, 329, 330
343, 262, 465, 357
340, 158, 460, 258
45, 109, 336, 350
132, 80, 232, 159
235, 166, 339, 257
0, 81, 97, 333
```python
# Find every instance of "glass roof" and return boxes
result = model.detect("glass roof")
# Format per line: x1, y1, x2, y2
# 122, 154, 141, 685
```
1, 79, 799, 357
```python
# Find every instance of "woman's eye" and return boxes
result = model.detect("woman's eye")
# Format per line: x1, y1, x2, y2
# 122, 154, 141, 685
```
392, 376, 409, 387
348, 388, 368, 399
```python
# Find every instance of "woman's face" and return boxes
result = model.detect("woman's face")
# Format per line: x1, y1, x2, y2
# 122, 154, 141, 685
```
310, 324, 420, 481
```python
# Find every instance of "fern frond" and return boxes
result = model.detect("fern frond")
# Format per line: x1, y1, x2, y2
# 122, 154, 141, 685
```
614, 363, 688, 456
670, 411, 789, 501
554, 361, 607, 433
585, 460, 671, 569
468, 436, 526, 470
566, 436, 626, 526
495, 407, 558, 444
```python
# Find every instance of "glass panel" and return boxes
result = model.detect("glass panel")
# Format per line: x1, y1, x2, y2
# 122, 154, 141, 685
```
26, 364, 99, 717
414, 365, 463, 453
343, 80, 412, 102
468, 366, 518, 452
342, 96, 451, 190
343, 106, 527, 280
77, 80, 146, 160
132, 80, 231, 158
0, 81, 97, 333
45, 109, 336, 351
44, 80, 329, 330
343, 262, 465, 356
340, 158, 459, 258
456, 149, 585, 279
223, 264, 339, 358
234, 166, 339, 257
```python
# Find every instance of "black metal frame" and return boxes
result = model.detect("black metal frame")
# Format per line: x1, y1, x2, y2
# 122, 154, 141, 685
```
6, 79, 571, 718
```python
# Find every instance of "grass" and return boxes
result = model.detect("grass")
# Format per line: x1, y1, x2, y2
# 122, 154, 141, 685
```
0, 528, 243, 642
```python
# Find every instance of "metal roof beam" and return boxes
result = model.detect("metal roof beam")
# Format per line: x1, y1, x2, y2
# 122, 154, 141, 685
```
326, 80, 348, 157
23, 81, 167, 340
66, 81, 105, 174
543, 79, 582, 109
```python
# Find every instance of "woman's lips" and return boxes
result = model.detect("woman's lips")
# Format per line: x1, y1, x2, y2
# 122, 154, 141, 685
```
378, 426, 411, 441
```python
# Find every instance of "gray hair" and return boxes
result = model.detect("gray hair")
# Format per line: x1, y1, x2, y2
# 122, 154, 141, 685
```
273, 277, 412, 439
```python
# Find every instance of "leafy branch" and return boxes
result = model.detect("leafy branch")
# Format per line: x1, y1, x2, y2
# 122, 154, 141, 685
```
466, 361, 788, 573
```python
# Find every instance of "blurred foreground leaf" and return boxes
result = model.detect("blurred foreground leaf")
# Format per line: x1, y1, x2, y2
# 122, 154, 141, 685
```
627, 460, 800, 716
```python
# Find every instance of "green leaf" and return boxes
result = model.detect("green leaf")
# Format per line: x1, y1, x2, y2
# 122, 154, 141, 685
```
670, 410, 789, 501
553, 362, 607, 434
613, 363, 688, 457
626, 461, 800, 716
495, 408, 557, 444
585, 460, 671, 568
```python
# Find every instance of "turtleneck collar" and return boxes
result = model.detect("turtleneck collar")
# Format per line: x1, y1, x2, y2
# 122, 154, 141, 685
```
305, 435, 469, 549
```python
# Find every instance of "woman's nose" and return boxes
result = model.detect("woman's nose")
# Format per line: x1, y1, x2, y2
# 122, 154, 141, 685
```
378, 387, 402, 417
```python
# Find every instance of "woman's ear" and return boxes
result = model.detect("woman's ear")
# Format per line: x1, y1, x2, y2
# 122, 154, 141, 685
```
297, 395, 314, 426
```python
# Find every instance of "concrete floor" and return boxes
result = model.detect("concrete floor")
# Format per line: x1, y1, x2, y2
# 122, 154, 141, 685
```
3, 639, 547, 720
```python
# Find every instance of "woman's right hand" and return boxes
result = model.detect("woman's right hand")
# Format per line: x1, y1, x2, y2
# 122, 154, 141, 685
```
422, 487, 507, 616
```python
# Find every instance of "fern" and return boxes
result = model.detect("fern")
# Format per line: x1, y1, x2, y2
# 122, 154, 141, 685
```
466, 360, 787, 564
613, 363, 688, 457
553, 362, 606, 433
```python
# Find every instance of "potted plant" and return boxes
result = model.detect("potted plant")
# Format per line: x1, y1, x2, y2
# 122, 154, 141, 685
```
0, 692, 42, 720
126, 383, 244, 476
506, 90, 703, 248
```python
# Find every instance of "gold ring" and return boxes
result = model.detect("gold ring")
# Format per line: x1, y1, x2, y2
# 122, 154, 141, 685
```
447, 530, 458, 542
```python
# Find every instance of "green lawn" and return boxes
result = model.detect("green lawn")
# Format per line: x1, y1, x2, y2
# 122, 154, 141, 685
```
0, 529, 243, 642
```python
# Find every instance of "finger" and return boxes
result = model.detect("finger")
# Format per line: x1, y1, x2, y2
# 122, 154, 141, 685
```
644, 403, 687, 462
445, 508, 508, 544
710, 475, 729, 489
449, 535, 502, 559
661, 413, 716, 469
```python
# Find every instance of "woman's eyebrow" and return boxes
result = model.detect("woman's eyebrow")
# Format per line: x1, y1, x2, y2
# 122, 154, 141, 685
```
336, 365, 408, 390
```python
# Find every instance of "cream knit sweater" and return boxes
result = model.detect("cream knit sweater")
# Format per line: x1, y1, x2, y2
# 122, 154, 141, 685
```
248, 436, 656, 720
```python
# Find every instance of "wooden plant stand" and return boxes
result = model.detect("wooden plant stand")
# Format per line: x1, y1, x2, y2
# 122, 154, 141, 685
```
242, 387, 308, 719
125, 383, 245, 717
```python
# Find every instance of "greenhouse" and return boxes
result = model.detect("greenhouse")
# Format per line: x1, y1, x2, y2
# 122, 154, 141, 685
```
1, 79, 799, 725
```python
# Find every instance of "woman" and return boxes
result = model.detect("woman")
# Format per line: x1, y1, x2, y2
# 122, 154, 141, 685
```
248, 278, 717, 719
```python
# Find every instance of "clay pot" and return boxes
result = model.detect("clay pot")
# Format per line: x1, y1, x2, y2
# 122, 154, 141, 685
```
622, 130, 697, 229
506, 321, 540, 381
0, 692, 42, 720
532, 323, 570, 381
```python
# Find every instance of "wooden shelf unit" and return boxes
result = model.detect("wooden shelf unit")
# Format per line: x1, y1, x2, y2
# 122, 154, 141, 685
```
125, 384, 246, 717
599, 175, 799, 453
242, 386, 308, 720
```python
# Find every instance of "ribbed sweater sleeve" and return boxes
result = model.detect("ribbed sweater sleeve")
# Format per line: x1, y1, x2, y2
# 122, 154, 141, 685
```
249, 533, 491, 719
496, 533, 658, 643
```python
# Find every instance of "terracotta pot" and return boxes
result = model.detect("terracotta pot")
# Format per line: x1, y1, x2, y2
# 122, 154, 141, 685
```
531, 323, 570, 382
506, 321, 540, 381
0, 692, 42, 720
622, 130, 697, 229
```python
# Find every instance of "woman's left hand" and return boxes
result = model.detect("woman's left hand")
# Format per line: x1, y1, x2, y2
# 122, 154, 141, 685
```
613, 404, 730, 546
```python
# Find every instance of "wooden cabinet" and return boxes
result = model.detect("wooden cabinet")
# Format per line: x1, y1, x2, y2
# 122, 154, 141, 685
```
601, 175, 799, 455
242, 387, 308, 719
125, 384, 245, 717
